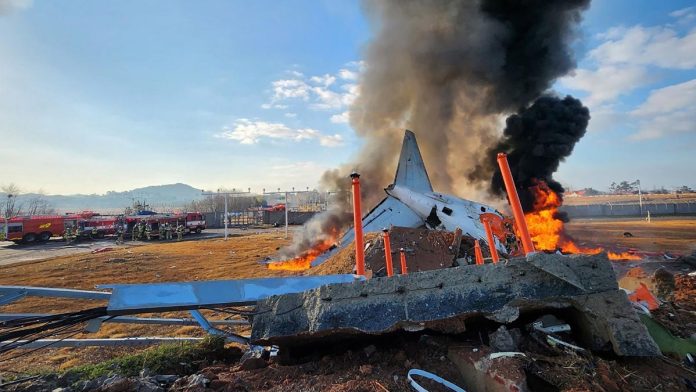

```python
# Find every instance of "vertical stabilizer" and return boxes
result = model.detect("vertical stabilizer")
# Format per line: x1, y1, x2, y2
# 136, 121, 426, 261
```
393, 130, 433, 192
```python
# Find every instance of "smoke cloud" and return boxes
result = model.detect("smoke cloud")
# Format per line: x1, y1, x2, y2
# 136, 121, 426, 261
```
487, 95, 591, 212
0, 0, 32, 15
281, 0, 591, 257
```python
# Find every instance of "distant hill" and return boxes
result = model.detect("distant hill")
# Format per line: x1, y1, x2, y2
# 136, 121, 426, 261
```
1, 183, 204, 214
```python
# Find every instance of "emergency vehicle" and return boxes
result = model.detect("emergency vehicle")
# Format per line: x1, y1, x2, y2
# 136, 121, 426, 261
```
0, 212, 204, 244
78, 216, 119, 238
0, 215, 78, 243
122, 212, 206, 239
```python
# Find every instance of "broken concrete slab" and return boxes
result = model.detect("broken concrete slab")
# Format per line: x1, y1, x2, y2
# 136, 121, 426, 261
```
251, 253, 660, 356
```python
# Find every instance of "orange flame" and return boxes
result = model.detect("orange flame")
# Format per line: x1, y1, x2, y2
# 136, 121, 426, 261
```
524, 180, 641, 261
267, 228, 340, 271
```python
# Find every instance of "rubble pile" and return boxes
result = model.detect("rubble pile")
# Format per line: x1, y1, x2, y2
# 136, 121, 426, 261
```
363, 227, 478, 276
308, 227, 480, 276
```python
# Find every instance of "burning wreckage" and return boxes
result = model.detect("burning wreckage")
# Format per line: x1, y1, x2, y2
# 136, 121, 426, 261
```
0, 130, 678, 390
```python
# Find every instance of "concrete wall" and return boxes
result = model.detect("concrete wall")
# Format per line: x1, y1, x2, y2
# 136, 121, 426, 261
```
263, 211, 318, 225
561, 202, 696, 218
203, 212, 224, 228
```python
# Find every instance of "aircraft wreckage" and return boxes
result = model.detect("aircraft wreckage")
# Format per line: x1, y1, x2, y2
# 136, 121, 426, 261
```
0, 131, 659, 362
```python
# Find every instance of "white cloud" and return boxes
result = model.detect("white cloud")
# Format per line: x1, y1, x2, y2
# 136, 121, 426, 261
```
310, 83, 359, 110
560, 65, 652, 105
561, 14, 696, 135
216, 119, 343, 147
671, 6, 696, 25
318, 134, 343, 147
309, 74, 336, 87
338, 68, 358, 81
585, 104, 628, 134
261, 103, 288, 109
263, 64, 362, 114
0, 0, 32, 15
629, 79, 696, 140
284, 112, 297, 118
271, 79, 310, 101
590, 25, 696, 69
330, 111, 349, 124
345, 60, 365, 70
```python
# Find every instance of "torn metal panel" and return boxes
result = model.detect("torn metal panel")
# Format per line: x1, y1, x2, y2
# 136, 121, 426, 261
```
0, 313, 247, 326
101, 274, 362, 314
0, 286, 110, 306
251, 253, 660, 356
2, 337, 204, 349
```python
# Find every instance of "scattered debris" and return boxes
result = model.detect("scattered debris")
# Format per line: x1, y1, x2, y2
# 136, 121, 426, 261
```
91, 247, 113, 254
488, 326, 518, 352
407, 368, 466, 392
628, 282, 660, 310
546, 335, 586, 352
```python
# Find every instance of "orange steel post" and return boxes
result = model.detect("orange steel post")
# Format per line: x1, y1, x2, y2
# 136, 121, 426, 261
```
399, 248, 408, 275
483, 220, 500, 264
382, 228, 394, 277
351, 172, 365, 276
496, 153, 535, 255
474, 240, 485, 265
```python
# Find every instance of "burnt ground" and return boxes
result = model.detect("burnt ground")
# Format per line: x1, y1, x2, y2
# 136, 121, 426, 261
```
176, 324, 696, 391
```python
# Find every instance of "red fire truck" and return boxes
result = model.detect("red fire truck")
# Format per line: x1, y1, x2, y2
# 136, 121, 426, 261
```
1, 215, 79, 243
122, 212, 206, 239
183, 212, 206, 233
78, 216, 119, 238
1, 212, 205, 244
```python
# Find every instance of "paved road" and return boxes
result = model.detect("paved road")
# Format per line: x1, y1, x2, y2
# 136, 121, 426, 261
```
0, 227, 295, 267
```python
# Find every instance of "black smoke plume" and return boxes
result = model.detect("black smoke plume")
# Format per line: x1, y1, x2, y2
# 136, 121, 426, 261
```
489, 95, 590, 212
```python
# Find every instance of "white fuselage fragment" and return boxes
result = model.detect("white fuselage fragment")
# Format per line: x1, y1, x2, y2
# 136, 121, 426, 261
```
386, 184, 506, 253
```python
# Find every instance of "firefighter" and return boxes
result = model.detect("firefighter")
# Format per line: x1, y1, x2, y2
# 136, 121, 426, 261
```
163, 222, 172, 240
64, 226, 73, 244
176, 223, 184, 241
115, 224, 124, 245
139, 220, 146, 240
131, 222, 140, 241
91, 226, 98, 239
145, 222, 152, 241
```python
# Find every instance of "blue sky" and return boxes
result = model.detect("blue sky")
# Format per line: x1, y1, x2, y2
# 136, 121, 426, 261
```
0, 0, 694, 195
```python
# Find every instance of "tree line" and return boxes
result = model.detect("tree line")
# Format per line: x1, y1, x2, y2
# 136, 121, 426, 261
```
1, 183, 56, 219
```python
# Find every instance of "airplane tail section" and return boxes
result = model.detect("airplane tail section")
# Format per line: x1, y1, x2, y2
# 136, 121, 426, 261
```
393, 130, 433, 193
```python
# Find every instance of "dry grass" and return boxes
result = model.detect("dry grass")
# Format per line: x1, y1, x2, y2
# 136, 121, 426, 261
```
0, 232, 298, 373
566, 217, 696, 254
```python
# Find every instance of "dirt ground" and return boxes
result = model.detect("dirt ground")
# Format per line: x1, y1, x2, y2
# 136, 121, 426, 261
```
1, 218, 696, 389
565, 217, 696, 255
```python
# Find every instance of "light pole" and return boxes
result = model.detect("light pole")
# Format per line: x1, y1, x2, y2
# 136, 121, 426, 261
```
202, 188, 251, 240
264, 188, 313, 239
4, 194, 13, 241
